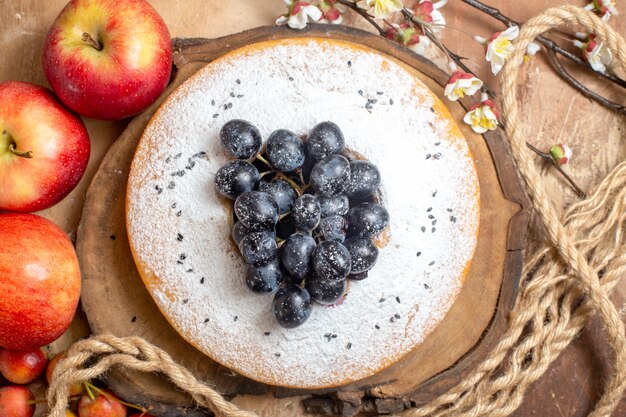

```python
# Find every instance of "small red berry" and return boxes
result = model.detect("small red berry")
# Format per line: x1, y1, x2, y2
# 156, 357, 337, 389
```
0, 385, 36, 417
46, 351, 84, 396
78, 388, 127, 417
0, 348, 48, 384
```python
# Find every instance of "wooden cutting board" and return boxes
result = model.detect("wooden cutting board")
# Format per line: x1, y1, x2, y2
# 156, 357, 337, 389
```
76, 25, 528, 417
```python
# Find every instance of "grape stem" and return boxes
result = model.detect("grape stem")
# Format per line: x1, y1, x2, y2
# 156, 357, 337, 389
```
276, 172, 305, 196
255, 154, 270, 166
296, 169, 306, 186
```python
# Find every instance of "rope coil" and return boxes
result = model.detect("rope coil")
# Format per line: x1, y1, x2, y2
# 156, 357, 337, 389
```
47, 6, 626, 417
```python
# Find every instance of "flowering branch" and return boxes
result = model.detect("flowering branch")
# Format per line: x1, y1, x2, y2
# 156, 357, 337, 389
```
461, 0, 626, 91
336, 0, 386, 34
526, 143, 586, 198
274, 0, 591, 198
544, 49, 626, 114
400, 8, 487, 87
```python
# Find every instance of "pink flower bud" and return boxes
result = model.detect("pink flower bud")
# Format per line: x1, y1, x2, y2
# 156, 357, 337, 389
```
549, 144, 573, 165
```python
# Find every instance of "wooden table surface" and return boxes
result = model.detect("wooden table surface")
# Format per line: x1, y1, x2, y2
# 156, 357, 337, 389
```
1, 1, 625, 416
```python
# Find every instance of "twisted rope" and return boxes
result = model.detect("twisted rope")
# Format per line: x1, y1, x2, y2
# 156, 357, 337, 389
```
400, 6, 626, 417
47, 335, 257, 417
47, 6, 626, 417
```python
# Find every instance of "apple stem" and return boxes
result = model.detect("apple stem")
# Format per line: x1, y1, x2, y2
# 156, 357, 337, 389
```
81, 32, 103, 51
9, 143, 33, 158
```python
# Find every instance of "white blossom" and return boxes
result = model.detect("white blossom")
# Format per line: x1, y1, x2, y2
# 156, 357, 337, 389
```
585, 40, 613, 72
475, 25, 519, 75
574, 37, 614, 73
356, 0, 403, 19
463, 93, 500, 134
444, 71, 483, 101
413, 0, 448, 33
276, 1, 323, 29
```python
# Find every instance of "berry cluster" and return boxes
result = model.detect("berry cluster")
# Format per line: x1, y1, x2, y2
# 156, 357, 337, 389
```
215, 120, 389, 329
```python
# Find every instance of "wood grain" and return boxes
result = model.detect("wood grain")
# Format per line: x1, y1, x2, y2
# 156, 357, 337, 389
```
76, 25, 527, 416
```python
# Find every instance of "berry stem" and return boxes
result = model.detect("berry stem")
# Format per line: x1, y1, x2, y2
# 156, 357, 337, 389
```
84, 383, 96, 401
9, 143, 33, 158
81, 33, 103, 51
27, 399, 47, 405
85, 383, 152, 413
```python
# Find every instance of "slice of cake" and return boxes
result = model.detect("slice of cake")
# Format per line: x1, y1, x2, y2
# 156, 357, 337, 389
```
126, 38, 480, 389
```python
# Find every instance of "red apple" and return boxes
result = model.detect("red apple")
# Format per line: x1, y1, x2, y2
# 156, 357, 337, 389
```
0, 213, 81, 350
78, 389, 126, 417
46, 351, 84, 396
0, 348, 48, 384
43, 0, 172, 120
0, 386, 35, 417
0, 81, 90, 213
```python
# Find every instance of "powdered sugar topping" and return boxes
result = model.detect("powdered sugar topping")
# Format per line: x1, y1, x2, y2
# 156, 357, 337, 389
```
127, 39, 479, 388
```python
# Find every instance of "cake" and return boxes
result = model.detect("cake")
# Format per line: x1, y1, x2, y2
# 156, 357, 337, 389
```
126, 38, 480, 389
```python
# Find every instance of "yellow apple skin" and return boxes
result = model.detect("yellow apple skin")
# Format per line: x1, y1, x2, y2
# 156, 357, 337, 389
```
43, 0, 173, 120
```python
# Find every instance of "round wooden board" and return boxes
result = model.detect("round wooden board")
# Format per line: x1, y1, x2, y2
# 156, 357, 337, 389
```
76, 25, 529, 417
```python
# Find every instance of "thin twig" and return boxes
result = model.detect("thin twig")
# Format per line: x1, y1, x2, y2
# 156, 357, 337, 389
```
526, 143, 587, 198
337, 0, 386, 35
400, 7, 496, 97
401, 9, 470, 72
545, 49, 626, 115
340, 1, 479, 84
338, 0, 589, 197
461, 0, 626, 89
